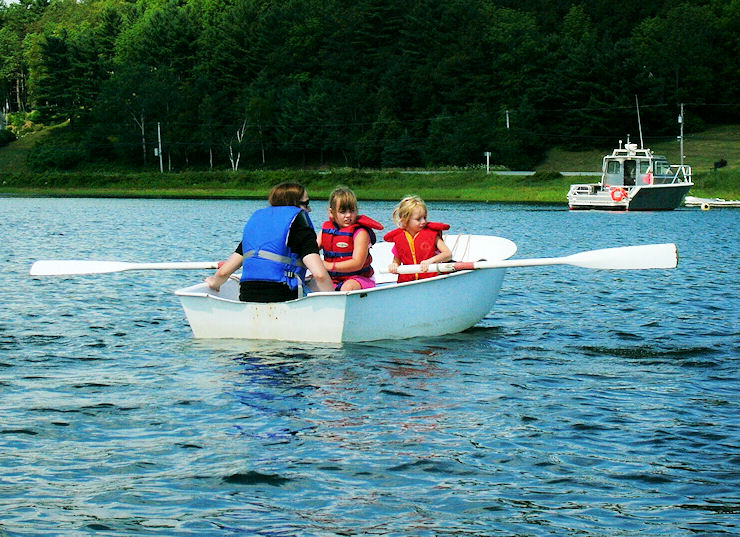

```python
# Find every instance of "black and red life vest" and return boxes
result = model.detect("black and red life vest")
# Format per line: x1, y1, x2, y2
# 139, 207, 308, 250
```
383, 222, 450, 283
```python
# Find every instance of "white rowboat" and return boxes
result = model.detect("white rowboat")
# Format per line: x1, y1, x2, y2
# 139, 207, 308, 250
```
175, 235, 517, 343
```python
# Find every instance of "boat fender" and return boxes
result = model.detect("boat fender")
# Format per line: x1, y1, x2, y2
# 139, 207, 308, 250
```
610, 187, 627, 202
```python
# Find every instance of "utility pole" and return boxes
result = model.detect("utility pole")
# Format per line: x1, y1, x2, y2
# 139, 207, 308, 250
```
157, 122, 164, 173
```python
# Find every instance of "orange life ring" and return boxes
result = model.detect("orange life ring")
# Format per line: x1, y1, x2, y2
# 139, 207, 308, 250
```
611, 187, 627, 202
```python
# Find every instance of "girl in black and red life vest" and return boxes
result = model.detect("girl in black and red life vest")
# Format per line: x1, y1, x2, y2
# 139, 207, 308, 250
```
318, 186, 384, 291
383, 195, 452, 283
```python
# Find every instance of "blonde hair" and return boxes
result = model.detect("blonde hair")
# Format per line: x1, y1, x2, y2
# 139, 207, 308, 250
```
393, 195, 427, 227
329, 185, 358, 214
269, 182, 306, 207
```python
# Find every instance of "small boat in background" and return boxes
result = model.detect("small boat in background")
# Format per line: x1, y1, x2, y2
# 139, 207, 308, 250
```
684, 196, 740, 209
567, 141, 693, 211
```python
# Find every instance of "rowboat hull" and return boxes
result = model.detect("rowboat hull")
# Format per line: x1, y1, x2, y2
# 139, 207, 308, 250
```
176, 235, 517, 342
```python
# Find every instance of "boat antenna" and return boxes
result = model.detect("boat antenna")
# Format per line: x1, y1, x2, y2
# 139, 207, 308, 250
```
635, 94, 644, 149
679, 103, 685, 167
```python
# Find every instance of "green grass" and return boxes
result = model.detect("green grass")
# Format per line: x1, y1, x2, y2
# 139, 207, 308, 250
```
0, 127, 48, 174
537, 124, 740, 173
2, 124, 739, 201
535, 124, 740, 200
0, 169, 575, 202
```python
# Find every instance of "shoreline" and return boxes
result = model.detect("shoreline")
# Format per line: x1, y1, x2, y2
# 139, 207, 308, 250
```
2, 167, 738, 202
0, 189, 560, 204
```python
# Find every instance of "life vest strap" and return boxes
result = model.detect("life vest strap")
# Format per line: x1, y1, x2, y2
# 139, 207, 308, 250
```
323, 227, 354, 238
244, 249, 306, 268
329, 267, 371, 278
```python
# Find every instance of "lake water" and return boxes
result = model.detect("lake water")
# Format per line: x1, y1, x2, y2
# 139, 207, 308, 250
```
1, 197, 738, 536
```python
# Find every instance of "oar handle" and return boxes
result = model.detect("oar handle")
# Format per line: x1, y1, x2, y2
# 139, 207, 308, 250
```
30, 260, 219, 276
128, 262, 219, 271
395, 262, 475, 274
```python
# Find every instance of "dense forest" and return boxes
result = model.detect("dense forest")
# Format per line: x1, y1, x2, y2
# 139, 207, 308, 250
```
1, 0, 738, 171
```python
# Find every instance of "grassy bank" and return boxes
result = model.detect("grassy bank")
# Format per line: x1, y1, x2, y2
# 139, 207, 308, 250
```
0, 168, 569, 202
2, 168, 739, 203
2, 124, 739, 202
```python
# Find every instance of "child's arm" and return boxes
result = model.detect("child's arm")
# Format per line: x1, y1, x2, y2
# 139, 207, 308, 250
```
419, 236, 453, 271
388, 256, 401, 274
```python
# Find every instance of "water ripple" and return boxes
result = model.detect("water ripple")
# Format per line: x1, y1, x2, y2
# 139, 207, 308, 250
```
1, 199, 738, 536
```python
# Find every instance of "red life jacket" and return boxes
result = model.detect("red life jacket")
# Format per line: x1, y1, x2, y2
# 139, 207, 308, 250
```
383, 222, 450, 283
321, 214, 384, 283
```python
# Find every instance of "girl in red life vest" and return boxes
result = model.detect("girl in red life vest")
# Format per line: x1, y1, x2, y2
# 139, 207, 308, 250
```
318, 186, 384, 291
383, 195, 452, 283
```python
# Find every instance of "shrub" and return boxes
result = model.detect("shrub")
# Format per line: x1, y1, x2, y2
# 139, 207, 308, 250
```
530, 170, 563, 181
27, 144, 86, 171
0, 128, 16, 146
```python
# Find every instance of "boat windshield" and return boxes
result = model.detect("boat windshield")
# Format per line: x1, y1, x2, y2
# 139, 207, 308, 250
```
654, 157, 671, 176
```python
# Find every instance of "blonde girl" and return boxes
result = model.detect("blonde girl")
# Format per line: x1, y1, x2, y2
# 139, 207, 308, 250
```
317, 186, 384, 291
383, 195, 452, 283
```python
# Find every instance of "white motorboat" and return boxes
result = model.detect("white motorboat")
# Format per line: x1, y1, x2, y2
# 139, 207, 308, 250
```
684, 196, 740, 209
567, 141, 693, 211
175, 234, 517, 343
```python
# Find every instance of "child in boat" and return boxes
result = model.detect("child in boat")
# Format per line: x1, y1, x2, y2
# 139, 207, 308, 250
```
384, 195, 452, 283
318, 186, 384, 291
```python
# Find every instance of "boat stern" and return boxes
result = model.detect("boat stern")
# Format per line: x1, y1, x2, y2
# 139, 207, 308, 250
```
175, 280, 350, 342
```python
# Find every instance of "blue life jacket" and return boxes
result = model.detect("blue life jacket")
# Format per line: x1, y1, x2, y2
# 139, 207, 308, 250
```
241, 206, 311, 291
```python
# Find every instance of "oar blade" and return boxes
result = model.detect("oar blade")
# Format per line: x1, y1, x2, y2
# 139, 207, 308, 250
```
564, 243, 678, 270
30, 260, 132, 276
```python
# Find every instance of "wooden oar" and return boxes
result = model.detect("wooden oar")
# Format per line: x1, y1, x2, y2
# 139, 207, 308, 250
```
30, 260, 219, 276
393, 243, 678, 274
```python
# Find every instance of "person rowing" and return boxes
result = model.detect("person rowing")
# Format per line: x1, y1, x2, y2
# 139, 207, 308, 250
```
206, 182, 334, 302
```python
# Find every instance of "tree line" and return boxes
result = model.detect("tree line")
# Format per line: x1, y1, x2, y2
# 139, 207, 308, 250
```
1, 0, 738, 171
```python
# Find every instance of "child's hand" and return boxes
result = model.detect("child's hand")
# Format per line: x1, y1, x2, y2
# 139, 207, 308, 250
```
388, 262, 399, 274
420, 260, 430, 272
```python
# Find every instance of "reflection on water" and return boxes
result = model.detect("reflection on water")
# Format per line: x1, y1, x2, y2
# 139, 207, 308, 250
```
1, 198, 738, 536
